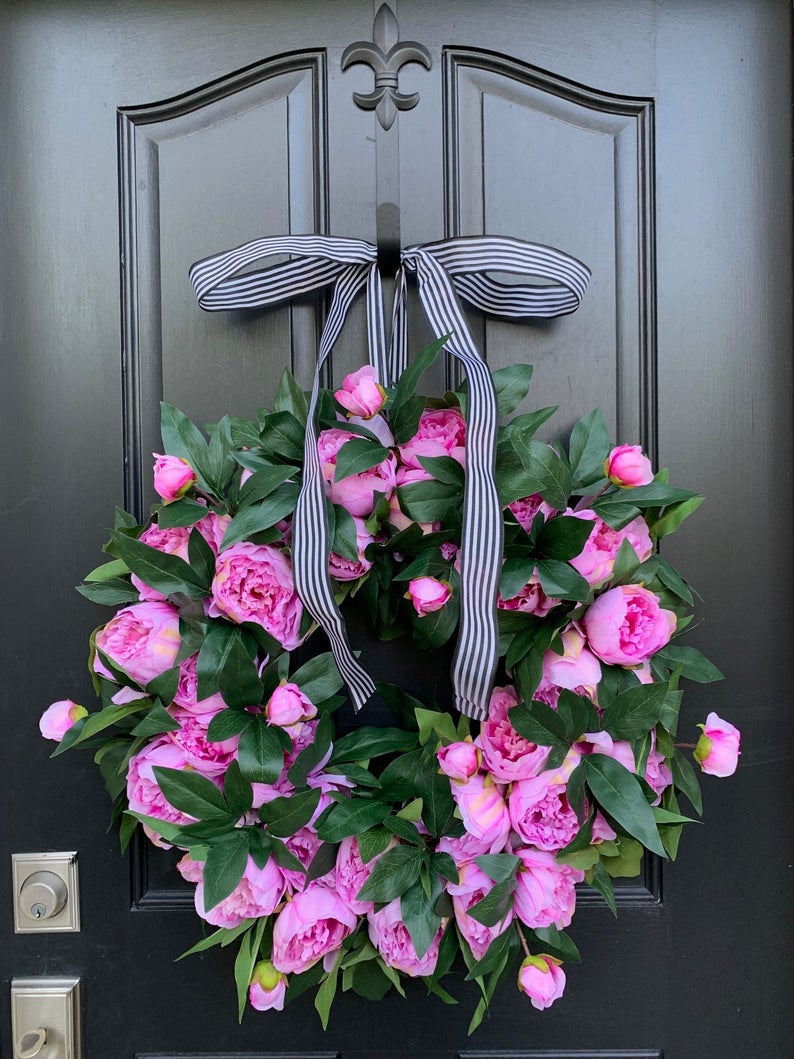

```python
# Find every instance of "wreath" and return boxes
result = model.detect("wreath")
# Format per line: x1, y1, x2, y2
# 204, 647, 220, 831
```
42, 345, 740, 1032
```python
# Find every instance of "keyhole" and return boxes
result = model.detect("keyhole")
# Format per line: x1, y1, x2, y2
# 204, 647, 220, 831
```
30, 904, 46, 919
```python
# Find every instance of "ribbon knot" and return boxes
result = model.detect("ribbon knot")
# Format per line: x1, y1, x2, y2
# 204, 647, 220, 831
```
190, 234, 589, 720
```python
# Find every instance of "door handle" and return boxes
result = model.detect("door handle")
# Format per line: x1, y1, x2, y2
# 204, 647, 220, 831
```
11, 977, 82, 1058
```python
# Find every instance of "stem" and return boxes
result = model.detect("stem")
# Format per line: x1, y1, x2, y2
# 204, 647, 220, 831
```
514, 922, 531, 959
674, 742, 696, 749
573, 483, 610, 511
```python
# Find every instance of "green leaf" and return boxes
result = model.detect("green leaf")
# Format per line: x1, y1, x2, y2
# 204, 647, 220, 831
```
202, 830, 250, 913
274, 368, 309, 424
108, 529, 208, 598
490, 362, 534, 417
314, 949, 342, 1031
234, 918, 267, 1023
76, 578, 140, 606
415, 751, 456, 837
146, 666, 180, 705
535, 515, 594, 561
416, 455, 465, 488
532, 924, 582, 964
474, 854, 521, 884
330, 726, 417, 764
124, 811, 184, 845
384, 815, 424, 845
499, 558, 537, 601
671, 749, 703, 814
601, 682, 669, 741
583, 754, 667, 857
357, 826, 392, 863
468, 877, 516, 927
515, 438, 572, 511
259, 788, 322, 837
391, 394, 426, 446
650, 556, 694, 605
237, 716, 284, 784
305, 841, 341, 884
508, 700, 569, 747
259, 409, 306, 461
288, 712, 334, 787
130, 701, 181, 737
84, 558, 131, 582
588, 860, 618, 915
207, 709, 254, 742
236, 465, 295, 508
221, 485, 300, 550
356, 845, 425, 902
223, 760, 254, 816
151, 765, 231, 821
396, 480, 461, 523
315, 798, 391, 843
415, 707, 458, 747
290, 652, 344, 703
650, 495, 705, 539
609, 536, 642, 585
556, 690, 600, 741
159, 403, 211, 489
601, 835, 645, 879
430, 852, 459, 885
331, 503, 359, 562
401, 874, 443, 959
463, 925, 516, 980
536, 558, 591, 601
50, 702, 146, 756
157, 497, 210, 528
390, 334, 448, 417
177, 920, 252, 960
568, 407, 611, 487
333, 438, 389, 482
197, 623, 263, 708
655, 644, 723, 683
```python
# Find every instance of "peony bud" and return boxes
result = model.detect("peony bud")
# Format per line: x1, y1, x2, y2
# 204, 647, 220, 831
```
266, 682, 317, 727
153, 453, 196, 502
604, 444, 654, 488
334, 365, 387, 419
694, 712, 741, 777
39, 699, 87, 741
437, 740, 480, 782
248, 960, 287, 1012
406, 576, 452, 616
517, 953, 566, 1010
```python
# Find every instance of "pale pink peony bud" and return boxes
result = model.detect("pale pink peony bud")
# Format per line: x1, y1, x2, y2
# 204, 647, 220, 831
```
152, 453, 196, 502
604, 444, 653, 488
406, 576, 452, 616
39, 699, 87, 741
694, 712, 741, 777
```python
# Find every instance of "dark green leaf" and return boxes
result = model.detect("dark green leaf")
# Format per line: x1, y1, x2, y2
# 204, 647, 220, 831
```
474, 854, 521, 884
357, 827, 392, 863
536, 558, 591, 601
568, 407, 611, 488
649, 496, 705, 539
331, 503, 359, 562
390, 335, 448, 417
315, 798, 391, 843
237, 465, 295, 508
601, 683, 669, 741
259, 410, 306, 461
223, 760, 254, 816
207, 709, 253, 742
583, 754, 667, 857
237, 716, 284, 784
430, 852, 459, 885
152, 765, 231, 821
468, 877, 516, 927
287, 712, 334, 787
333, 438, 389, 482
290, 652, 344, 704
221, 485, 300, 550
499, 558, 537, 601
490, 362, 534, 417
566, 760, 587, 821
306, 841, 340, 884
588, 860, 618, 916
76, 578, 139, 606
401, 874, 443, 959
396, 480, 461, 523
130, 701, 181, 737
146, 666, 180, 705
108, 529, 208, 598
384, 816, 424, 845
391, 394, 426, 446
536, 515, 593, 561
159, 403, 211, 490
532, 924, 582, 964
259, 788, 322, 837
556, 690, 600, 741
514, 438, 572, 511
157, 496, 210, 528
509, 700, 569, 746
655, 644, 723, 683
330, 726, 417, 764
416, 455, 465, 488
671, 749, 703, 814
356, 845, 425, 903
274, 368, 309, 424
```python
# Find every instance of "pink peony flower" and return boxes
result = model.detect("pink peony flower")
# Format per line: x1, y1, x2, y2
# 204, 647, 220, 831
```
398, 407, 466, 476
131, 522, 191, 601
498, 569, 560, 618
694, 712, 741, 777
271, 885, 357, 974
153, 453, 196, 502
317, 428, 397, 517
94, 601, 181, 686
518, 954, 566, 1010
513, 848, 584, 930
195, 511, 232, 554
172, 653, 228, 719
567, 509, 653, 587
39, 699, 87, 741
336, 836, 379, 914
194, 854, 287, 928
542, 626, 602, 697
208, 541, 303, 650
605, 444, 654, 488
407, 576, 452, 616
126, 738, 198, 847
508, 494, 557, 532
451, 772, 511, 853
446, 861, 513, 960
328, 516, 375, 582
266, 682, 317, 727
367, 898, 443, 976
248, 960, 287, 1012
334, 365, 386, 419
281, 825, 336, 893
583, 584, 676, 665
168, 710, 239, 778
480, 685, 550, 782
437, 740, 481, 782
508, 772, 580, 851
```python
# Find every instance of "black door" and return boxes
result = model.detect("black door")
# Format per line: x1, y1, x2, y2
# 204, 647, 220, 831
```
2, 2, 792, 1056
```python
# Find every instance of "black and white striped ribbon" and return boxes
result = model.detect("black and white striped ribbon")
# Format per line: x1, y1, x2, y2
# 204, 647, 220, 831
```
190, 234, 590, 720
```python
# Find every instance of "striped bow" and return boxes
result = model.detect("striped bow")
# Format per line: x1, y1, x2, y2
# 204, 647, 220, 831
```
189, 234, 590, 720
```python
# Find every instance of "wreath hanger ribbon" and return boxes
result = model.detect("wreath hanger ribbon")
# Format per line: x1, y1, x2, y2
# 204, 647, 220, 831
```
189, 235, 590, 720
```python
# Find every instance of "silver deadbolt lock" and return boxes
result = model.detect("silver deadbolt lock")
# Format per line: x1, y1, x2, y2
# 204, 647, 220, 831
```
20, 872, 68, 920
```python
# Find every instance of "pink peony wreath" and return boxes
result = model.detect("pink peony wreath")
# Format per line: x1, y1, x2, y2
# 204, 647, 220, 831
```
42, 350, 740, 1031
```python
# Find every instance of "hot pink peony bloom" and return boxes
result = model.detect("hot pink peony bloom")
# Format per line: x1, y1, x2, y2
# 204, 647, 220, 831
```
498, 570, 560, 618
127, 738, 198, 847
367, 898, 443, 976
172, 653, 228, 719
437, 740, 481, 782
168, 710, 239, 778
153, 453, 196, 502
398, 407, 466, 478
518, 954, 566, 1010
605, 444, 654, 488
195, 511, 232, 554
407, 576, 452, 616
567, 509, 653, 587
94, 601, 181, 686
248, 961, 287, 1012
694, 712, 741, 777
513, 848, 584, 930
447, 861, 513, 960
131, 522, 191, 601
508, 493, 557, 532
39, 699, 87, 741
281, 826, 335, 893
542, 626, 602, 697
583, 584, 676, 665
480, 685, 550, 783
266, 683, 317, 727
508, 772, 580, 851
317, 428, 397, 517
336, 836, 379, 914
334, 365, 386, 419
194, 854, 287, 928
271, 885, 357, 974
328, 516, 375, 582
451, 772, 511, 853
209, 542, 303, 650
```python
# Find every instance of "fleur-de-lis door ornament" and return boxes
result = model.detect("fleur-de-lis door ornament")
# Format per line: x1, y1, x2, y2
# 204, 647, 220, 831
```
341, 3, 431, 131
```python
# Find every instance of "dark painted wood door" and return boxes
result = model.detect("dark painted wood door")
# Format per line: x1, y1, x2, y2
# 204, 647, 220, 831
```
2, 2, 792, 1057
